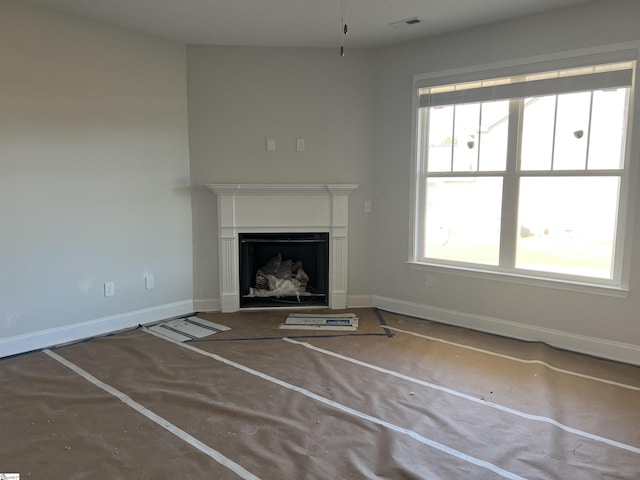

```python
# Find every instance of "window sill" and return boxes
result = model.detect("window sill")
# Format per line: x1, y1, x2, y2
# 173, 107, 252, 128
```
407, 261, 629, 298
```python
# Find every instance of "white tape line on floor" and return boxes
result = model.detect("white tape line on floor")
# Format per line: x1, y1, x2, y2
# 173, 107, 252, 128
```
282, 337, 640, 455
385, 325, 640, 392
43, 349, 261, 480
142, 327, 525, 480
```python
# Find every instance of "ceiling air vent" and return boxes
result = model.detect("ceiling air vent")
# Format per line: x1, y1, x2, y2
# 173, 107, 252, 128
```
388, 17, 422, 29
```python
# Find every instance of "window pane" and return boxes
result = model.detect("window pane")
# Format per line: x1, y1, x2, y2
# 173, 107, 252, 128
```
453, 103, 480, 172
588, 88, 628, 170
427, 106, 454, 172
521, 96, 555, 171
478, 100, 509, 171
553, 92, 591, 170
416, 60, 634, 287
424, 177, 503, 265
516, 177, 619, 278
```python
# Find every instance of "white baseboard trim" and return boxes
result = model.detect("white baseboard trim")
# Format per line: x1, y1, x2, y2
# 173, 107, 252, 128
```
193, 298, 221, 312
0, 300, 194, 359
371, 295, 640, 366
347, 295, 372, 308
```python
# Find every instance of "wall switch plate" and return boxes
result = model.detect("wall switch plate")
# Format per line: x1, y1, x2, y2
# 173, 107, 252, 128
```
364, 201, 372, 214
104, 281, 115, 297
266, 138, 276, 151
145, 273, 154, 290
296, 138, 305, 152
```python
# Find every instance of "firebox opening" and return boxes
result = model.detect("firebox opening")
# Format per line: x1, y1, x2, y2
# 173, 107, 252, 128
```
239, 232, 329, 308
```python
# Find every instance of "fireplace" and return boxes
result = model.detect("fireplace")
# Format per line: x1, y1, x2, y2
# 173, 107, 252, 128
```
239, 232, 329, 308
206, 184, 358, 312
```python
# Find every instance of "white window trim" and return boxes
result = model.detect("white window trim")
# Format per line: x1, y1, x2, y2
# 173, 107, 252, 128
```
408, 42, 640, 297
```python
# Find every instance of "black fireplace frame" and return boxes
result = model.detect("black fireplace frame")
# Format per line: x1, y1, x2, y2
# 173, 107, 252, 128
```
238, 232, 329, 309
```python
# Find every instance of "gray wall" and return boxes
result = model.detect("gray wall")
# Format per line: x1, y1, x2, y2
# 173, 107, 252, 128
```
371, 0, 640, 358
3, 0, 639, 362
187, 46, 375, 306
0, 1, 193, 344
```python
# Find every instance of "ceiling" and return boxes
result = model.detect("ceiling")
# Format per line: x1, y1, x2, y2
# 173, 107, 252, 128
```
19, 0, 598, 49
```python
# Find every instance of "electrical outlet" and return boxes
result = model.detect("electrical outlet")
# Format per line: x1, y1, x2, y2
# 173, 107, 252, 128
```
425, 274, 434, 287
104, 281, 115, 297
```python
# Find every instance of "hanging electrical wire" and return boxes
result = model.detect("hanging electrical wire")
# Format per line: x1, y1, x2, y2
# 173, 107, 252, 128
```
340, 0, 348, 56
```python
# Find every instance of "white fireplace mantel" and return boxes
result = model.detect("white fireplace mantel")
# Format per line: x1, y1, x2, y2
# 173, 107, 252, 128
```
207, 184, 358, 312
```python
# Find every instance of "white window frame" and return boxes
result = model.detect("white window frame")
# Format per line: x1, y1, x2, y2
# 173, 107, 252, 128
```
408, 44, 640, 297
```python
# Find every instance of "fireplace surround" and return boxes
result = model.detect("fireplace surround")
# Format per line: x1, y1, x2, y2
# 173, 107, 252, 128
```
207, 184, 358, 312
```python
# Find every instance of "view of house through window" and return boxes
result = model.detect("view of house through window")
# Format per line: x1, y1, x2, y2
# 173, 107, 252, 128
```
414, 57, 635, 285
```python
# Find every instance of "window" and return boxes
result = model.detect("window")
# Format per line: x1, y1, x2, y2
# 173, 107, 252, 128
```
411, 52, 637, 290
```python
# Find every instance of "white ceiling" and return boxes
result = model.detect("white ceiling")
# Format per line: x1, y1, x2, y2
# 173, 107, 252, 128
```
19, 0, 598, 49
